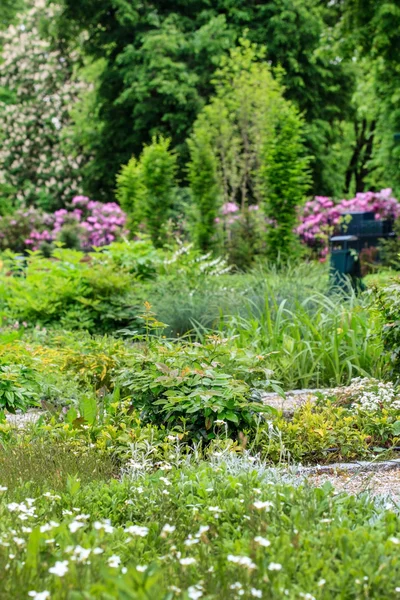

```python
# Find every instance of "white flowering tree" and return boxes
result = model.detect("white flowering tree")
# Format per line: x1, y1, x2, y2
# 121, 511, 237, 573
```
0, 0, 87, 210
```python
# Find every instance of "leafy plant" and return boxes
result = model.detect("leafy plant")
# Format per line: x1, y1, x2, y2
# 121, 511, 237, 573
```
0, 364, 38, 412
117, 335, 280, 440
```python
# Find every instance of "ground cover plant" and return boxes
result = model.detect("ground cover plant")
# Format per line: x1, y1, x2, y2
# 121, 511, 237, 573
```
1, 451, 400, 599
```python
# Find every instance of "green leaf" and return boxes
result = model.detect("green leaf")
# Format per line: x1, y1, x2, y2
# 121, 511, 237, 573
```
392, 420, 400, 435
223, 411, 239, 424
79, 395, 97, 425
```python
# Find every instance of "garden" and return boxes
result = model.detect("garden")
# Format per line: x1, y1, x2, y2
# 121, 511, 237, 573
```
1, 1, 400, 598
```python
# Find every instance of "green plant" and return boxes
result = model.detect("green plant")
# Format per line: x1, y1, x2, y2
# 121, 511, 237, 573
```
117, 137, 178, 247
117, 335, 279, 440
115, 154, 145, 229
260, 105, 311, 262
187, 122, 221, 251
0, 364, 38, 413
374, 281, 400, 379
255, 401, 400, 464
1, 460, 400, 598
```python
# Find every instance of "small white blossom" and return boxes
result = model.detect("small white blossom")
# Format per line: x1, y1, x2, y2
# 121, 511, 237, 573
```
124, 525, 149, 537
179, 557, 197, 565
49, 560, 69, 577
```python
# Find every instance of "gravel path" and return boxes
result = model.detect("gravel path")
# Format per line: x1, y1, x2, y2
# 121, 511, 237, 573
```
306, 467, 400, 503
5, 410, 43, 428
261, 387, 339, 416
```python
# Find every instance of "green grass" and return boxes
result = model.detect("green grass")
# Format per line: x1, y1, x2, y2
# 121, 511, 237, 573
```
223, 289, 384, 389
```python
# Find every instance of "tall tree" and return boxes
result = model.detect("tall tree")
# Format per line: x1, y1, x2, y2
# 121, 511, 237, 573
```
56, 0, 354, 198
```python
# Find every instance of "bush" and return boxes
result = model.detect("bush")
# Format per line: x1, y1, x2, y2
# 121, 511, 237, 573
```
187, 39, 309, 263
0, 207, 53, 253
0, 247, 145, 333
116, 136, 177, 247
298, 189, 400, 259
260, 106, 310, 262
0, 2, 88, 209
374, 281, 400, 379
256, 401, 400, 464
117, 332, 279, 440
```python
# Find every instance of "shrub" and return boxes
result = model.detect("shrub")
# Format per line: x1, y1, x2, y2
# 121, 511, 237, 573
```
256, 401, 400, 464
116, 136, 177, 247
0, 248, 144, 333
187, 126, 220, 252
0, 207, 53, 253
216, 203, 268, 270
187, 39, 309, 263
0, 197, 128, 253
117, 332, 279, 440
374, 280, 400, 379
0, 364, 38, 412
260, 105, 311, 262
298, 189, 400, 259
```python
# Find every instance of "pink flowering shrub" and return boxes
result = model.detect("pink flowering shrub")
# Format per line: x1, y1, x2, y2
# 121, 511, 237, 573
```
0, 197, 128, 253
52, 196, 128, 250
0, 207, 54, 253
297, 189, 400, 259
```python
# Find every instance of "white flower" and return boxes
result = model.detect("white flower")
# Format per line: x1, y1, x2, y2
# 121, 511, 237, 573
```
253, 501, 273, 511
124, 525, 149, 537
254, 536, 271, 547
179, 557, 197, 565
136, 565, 148, 572
13, 537, 25, 546
68, 521, 84, 533
184, 535, 199, 546
227, 555, 257, 570
108, 555, 121, 568
72, 546, 91, 563
251, 589, 262, 598
389, 537, 400, 545
187, 585, 203, 599
93, 520, 114, 533
28, 592, 50, 600
161, 523, 176, 537
93, 547, 104, 555
230, 583, 243, 590
0, 486, 7, 492
268, 562, 282, 571
49, 560, 68, 577
317, 579, 326, 587
195, 525, 209, 537
159, 477, 171, 486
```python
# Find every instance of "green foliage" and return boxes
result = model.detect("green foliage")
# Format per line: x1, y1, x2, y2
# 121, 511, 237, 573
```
117, 333, 280, 441
0, 247, 145, 333
115, 155, 145, 226
257, 401, 400, 464
138, 136, 178, 247
116, 137, 177, 247
260, 107, 311, 261
187, 127, 220, 251
374, 280, 400, 378
187, 40, 309, 262
57, 0, 355, 198
0, 364, 37, 413
1, 460, 400, 598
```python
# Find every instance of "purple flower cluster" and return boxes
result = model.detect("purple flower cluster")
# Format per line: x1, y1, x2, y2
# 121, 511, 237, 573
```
53, 196, 128, 250
297, 189, 400, 259
23, 196, 128, 251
